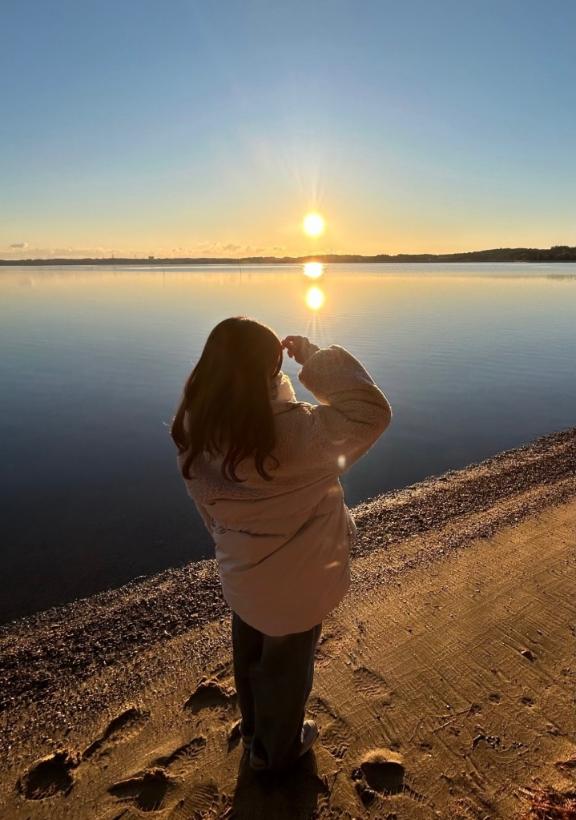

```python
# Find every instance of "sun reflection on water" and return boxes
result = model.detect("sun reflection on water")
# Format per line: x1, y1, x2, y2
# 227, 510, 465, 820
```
303, 261, 324, 279
305, 285, 325, 310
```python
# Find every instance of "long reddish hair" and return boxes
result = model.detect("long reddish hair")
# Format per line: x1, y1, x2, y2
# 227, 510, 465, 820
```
171, 317, 283, 482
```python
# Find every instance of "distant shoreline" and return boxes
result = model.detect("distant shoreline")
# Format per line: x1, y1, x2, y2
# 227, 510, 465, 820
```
2, 245, 576, 266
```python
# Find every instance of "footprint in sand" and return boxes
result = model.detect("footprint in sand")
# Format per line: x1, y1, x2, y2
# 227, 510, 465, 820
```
83, 707, 149, 760
352, 666, 395, 706
186, 780, 223, 815
350, 749, 426, 809
315, 625, 345, 665
108, 736, 214, 812
183, 678, 237, 717
351, 749, 405, 807
308, 696, 352, 759
153, 736, 207, 772
17, 707, 148, 801
109, 768, 177, 813
308, 695, 338, 720
17, 751, 78, 800
321, 715, 353, 760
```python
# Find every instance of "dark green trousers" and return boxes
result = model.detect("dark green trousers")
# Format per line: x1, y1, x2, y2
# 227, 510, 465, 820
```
231, 610, 322, 771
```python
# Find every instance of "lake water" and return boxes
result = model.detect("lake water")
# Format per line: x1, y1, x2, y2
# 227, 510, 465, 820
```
1, 262, 575, 622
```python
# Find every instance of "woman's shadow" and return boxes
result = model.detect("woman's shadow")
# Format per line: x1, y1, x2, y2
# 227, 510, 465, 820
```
227, 744, 329, 819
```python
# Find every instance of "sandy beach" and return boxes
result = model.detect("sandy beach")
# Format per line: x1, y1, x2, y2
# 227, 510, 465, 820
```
1, 427, 575, 819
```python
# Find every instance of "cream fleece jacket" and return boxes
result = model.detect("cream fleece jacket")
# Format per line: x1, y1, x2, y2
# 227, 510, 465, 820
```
177, 344, 392, 636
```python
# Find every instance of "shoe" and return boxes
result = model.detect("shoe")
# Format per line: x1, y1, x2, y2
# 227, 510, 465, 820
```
248, 720, 319, 771
298, 719, 319, 757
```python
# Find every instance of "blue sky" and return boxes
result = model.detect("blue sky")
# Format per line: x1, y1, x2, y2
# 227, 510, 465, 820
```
1, 0, 575, 257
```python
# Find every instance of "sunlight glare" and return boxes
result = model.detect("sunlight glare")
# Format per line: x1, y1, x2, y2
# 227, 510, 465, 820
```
305, 285, 325, 310
303, 212, 325, 237
303, 261, 324, 279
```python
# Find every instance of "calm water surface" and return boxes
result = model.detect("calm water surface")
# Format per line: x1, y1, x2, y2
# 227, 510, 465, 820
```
1, 262, 575, 621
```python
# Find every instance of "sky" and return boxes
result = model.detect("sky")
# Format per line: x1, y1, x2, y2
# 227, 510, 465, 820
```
1, 0, 576, 259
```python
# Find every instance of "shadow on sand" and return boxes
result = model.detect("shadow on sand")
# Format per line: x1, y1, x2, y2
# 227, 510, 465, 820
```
228, 749, 329, 819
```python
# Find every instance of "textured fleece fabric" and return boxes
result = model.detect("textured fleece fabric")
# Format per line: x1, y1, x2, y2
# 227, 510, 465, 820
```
177, 344, 391, 636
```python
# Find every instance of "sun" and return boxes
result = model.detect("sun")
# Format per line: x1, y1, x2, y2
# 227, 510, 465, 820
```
303, 212, 325, 237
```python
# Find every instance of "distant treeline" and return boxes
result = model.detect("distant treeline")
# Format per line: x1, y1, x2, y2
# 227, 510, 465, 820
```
2, 245, 576, 266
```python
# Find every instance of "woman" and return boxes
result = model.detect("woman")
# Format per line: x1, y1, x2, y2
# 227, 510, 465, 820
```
171, 316, 392, 772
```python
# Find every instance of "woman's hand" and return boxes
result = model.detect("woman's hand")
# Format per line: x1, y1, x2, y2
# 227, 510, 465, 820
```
281, 335, 320, 365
